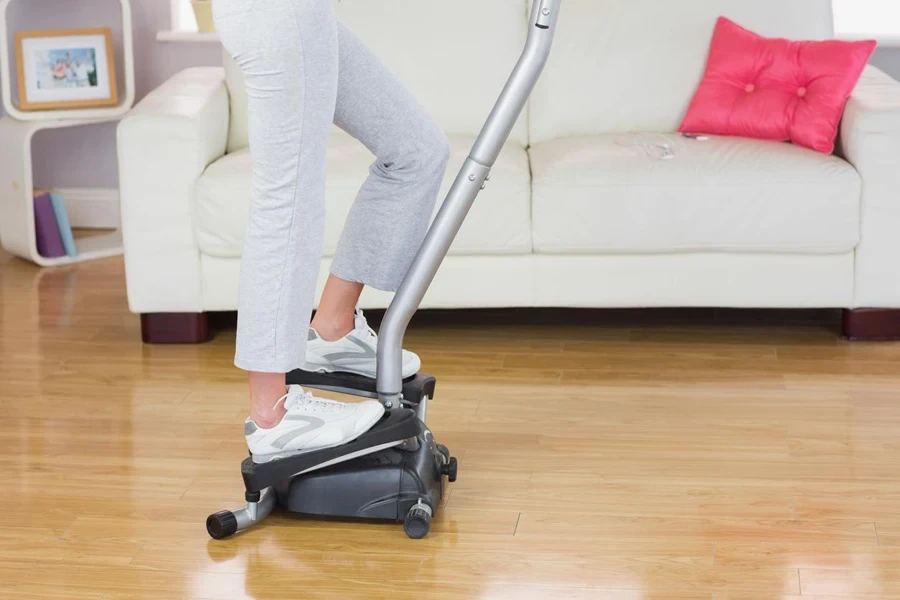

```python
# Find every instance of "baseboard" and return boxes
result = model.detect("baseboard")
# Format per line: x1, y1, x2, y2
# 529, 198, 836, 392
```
56, 187, 120, 229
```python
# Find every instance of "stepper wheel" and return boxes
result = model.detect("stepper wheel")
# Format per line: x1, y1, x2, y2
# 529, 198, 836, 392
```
436, 443, 450, 460
207, 510, 238, 540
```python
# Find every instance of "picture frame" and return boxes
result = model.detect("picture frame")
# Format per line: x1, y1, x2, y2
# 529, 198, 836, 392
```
14, 27, 118, 111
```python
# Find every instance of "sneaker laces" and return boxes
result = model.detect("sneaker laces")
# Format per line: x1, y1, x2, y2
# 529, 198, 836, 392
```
274, 386, 344, 414
353, 309, 378, 343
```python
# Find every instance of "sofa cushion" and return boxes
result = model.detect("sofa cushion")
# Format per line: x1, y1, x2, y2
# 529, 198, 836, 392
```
530, 0, 836, 144
223, 0, 529, 153
194, 133, 532, 258
529, 134, 861, 254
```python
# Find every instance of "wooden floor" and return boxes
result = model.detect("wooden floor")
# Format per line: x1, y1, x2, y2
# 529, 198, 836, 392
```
3, 249, 900, 600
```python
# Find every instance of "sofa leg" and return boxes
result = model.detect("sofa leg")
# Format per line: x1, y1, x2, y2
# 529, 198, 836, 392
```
141, 312, 210, 344
842, 309, 900, 341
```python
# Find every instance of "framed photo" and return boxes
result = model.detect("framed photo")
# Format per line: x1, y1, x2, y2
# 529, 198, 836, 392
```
15, 28, 118, 111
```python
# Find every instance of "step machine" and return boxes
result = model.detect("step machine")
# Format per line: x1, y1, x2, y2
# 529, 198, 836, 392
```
206, 0, 560, 540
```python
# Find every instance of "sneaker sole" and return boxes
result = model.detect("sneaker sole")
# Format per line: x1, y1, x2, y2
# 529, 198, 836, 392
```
301, 360, 420, 380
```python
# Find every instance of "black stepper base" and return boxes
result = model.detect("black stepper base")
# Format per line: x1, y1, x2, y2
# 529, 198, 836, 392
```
241, 409, 423, 495
274, 430, 448, 523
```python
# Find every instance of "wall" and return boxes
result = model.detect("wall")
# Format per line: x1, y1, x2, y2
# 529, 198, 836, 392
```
1, 0, 221, 189
872, 48, 900, 80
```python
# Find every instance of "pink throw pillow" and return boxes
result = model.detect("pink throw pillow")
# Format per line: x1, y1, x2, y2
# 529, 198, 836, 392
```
679, 17, 876, 153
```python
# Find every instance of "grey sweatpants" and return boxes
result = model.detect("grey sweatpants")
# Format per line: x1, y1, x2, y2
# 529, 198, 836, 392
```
213, 0, 451, 373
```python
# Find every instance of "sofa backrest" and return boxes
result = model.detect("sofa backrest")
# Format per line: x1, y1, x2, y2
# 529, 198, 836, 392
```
224, 0, 530, 153
529, 0, 837, 144
224, 0, 839, 153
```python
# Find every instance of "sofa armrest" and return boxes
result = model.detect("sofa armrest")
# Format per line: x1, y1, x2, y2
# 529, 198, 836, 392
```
117, 67, 229, 314
838, 66, 900, 308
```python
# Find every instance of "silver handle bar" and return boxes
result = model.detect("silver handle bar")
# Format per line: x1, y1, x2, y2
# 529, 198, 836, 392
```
376, 0, 562, 406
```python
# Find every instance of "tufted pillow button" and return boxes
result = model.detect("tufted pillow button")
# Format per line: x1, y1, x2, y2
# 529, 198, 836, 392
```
745, 83, 755, 93
797, 87, 807, 98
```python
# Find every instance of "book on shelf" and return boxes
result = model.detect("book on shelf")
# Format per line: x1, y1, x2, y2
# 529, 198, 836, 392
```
49, 191, 78, 257
33, 188, 78, 259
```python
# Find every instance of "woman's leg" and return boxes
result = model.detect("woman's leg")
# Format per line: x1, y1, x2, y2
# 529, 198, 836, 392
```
331, 21, 451, 292
214, 0, 383, 461
219, 0, 336, 378
304, 21, 452, 378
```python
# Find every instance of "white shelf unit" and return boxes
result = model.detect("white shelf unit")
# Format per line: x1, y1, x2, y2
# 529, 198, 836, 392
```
0, 116, 123, 266
0, 0, 135, 121
158, 0, 219, 44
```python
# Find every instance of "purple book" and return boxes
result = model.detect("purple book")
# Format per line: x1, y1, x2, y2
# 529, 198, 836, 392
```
34, 191, 66, 258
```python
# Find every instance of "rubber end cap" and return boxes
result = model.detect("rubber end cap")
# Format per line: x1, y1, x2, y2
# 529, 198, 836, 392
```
207, 510, 238, 540
442, 457, 459, 483
404, 506, 431, 540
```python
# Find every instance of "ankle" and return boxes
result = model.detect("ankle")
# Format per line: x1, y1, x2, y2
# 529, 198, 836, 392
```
248, 373, 289, 429
250, 406, 286, 430
311, 313, 354, 342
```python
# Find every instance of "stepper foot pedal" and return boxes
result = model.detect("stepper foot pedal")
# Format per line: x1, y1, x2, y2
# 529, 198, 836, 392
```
287, 370, 436, 404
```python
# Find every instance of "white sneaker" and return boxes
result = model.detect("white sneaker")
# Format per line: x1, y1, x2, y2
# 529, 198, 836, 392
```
245, 385, 385, 464
303, 309, 421, 379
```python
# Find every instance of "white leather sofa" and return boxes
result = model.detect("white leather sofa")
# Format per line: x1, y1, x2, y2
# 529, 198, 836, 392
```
118, 0, 900, 343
